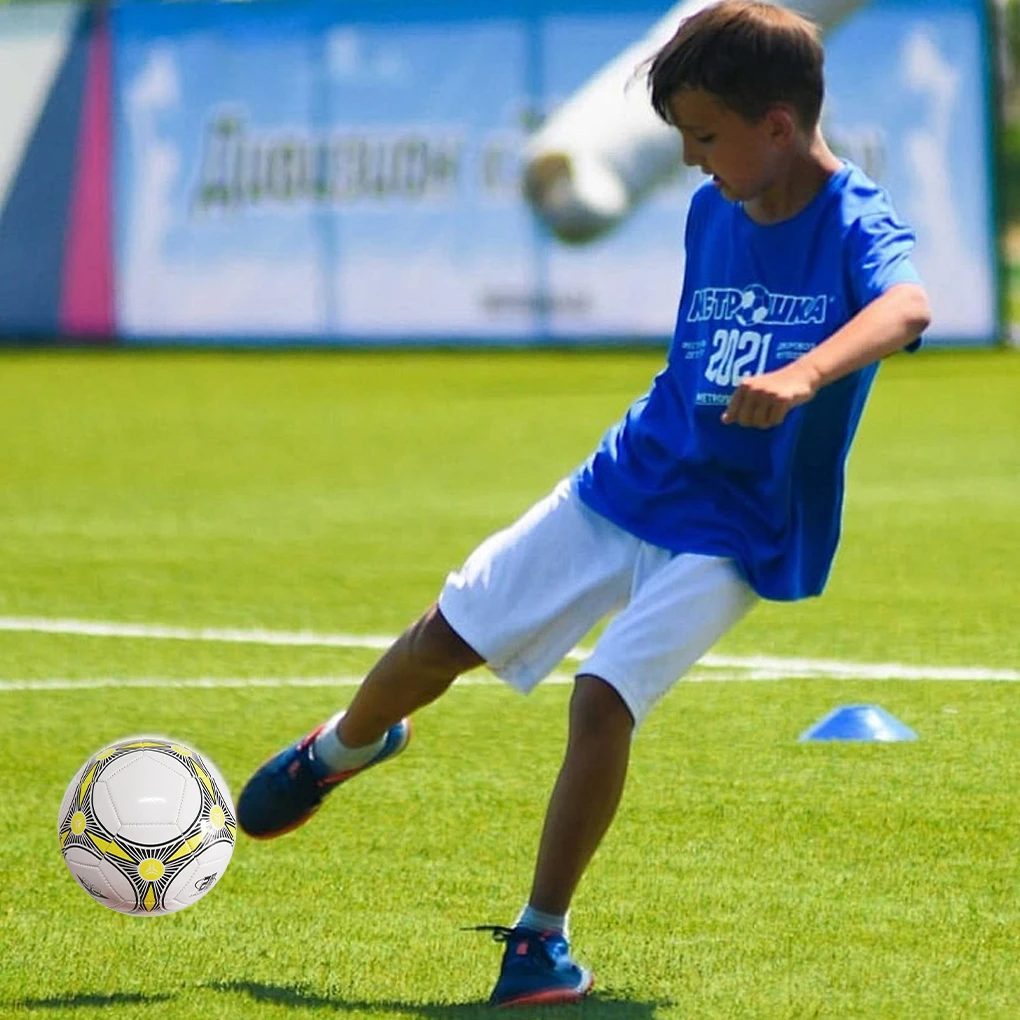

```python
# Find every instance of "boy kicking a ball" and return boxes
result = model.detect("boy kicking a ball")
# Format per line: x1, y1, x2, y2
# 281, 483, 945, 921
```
238, 0, 930, 1006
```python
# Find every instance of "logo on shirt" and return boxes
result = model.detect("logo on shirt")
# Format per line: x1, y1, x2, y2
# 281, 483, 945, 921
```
684, 283, 832, 395
687, 284, 828, 328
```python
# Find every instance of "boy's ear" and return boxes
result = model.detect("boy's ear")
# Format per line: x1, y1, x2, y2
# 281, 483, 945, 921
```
764, 105, 798, 147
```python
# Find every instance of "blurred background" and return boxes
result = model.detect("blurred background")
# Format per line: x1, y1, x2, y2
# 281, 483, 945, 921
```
1, 5, 1018, 1017
0, 0, 1015, 349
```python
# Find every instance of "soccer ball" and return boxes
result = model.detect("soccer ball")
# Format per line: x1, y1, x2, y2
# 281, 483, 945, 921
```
58, 736, 236, 915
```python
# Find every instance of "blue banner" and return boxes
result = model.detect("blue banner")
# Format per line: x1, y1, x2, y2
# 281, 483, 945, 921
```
111, 0, 997, 345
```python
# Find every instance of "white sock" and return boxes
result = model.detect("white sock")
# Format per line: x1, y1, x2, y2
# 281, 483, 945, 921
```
516, 904, 568, 936
312, 712, 385, 775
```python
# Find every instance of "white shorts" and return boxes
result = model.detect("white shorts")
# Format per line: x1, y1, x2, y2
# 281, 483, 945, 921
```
438, 478, 758, 726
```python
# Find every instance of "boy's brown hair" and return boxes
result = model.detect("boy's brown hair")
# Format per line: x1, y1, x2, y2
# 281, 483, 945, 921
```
647, 1, 826, 130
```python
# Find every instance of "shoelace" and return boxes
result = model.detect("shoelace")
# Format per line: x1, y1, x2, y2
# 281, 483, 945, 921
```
463, 924, 518, 944
464, 924, 567, 968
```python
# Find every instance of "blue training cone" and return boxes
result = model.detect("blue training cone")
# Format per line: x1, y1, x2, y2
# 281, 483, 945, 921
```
798, 704, 917, 743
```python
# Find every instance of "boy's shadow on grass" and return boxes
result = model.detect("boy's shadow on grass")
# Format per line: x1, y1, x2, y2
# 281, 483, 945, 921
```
208, 979, 666, 1019
14, 992, 174, 1010
11, 981, 666, 1018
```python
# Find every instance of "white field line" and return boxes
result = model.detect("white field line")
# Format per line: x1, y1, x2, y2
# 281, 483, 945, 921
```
0, 616, 395, 650
1, 665, 1018, 692
0, 673, 561, 692
694, 654, 1020, 682
0, 616, 1015, 690
0, 670, 773, 693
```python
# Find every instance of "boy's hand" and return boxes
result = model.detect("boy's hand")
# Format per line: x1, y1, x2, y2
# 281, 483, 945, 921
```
721, 361, 822, 429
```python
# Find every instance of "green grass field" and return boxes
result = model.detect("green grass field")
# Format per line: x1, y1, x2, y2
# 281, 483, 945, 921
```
0, 347, 1018, 1020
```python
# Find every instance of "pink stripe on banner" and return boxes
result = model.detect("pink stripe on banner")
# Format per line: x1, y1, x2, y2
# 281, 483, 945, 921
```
60, 7, 114, 340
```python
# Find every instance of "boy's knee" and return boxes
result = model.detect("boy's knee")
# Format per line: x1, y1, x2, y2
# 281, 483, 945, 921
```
570, 674, 635, 739
405, 603, 484, 679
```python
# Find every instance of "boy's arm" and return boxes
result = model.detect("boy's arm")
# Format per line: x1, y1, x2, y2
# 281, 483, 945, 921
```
721, 282, 931, 430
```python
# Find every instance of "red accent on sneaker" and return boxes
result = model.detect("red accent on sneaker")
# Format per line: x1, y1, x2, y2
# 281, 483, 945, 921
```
496, 975, 595, 1008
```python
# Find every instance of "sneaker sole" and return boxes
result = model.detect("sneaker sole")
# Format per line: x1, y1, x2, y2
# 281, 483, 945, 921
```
243, 803, 323, 841
495, 974, 595, 1008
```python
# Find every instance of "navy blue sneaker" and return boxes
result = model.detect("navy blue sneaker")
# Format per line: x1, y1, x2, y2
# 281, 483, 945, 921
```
237, 718, 411, 839
475, 925, 594, 1007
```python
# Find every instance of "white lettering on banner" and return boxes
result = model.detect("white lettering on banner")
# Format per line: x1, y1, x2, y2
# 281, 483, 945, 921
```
192, 112, 465, 211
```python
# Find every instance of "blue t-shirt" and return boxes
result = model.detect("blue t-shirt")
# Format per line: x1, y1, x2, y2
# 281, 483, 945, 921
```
574, 162, 921, 601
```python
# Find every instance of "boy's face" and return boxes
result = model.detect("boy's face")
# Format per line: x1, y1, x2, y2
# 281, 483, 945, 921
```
667, 88, 791, 204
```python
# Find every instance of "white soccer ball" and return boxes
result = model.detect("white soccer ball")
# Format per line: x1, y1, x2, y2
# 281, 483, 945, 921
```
57, 736, 236, 915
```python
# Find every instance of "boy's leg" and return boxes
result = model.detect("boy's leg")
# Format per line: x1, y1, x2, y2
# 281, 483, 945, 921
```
240, 479, 629, 843
528, 674, 633, 915
487, 552, 756, 1006
522, 553, 754, 918
237, 603, 482, 838
338, 602, 484, 747
483, 674, 627, 1007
